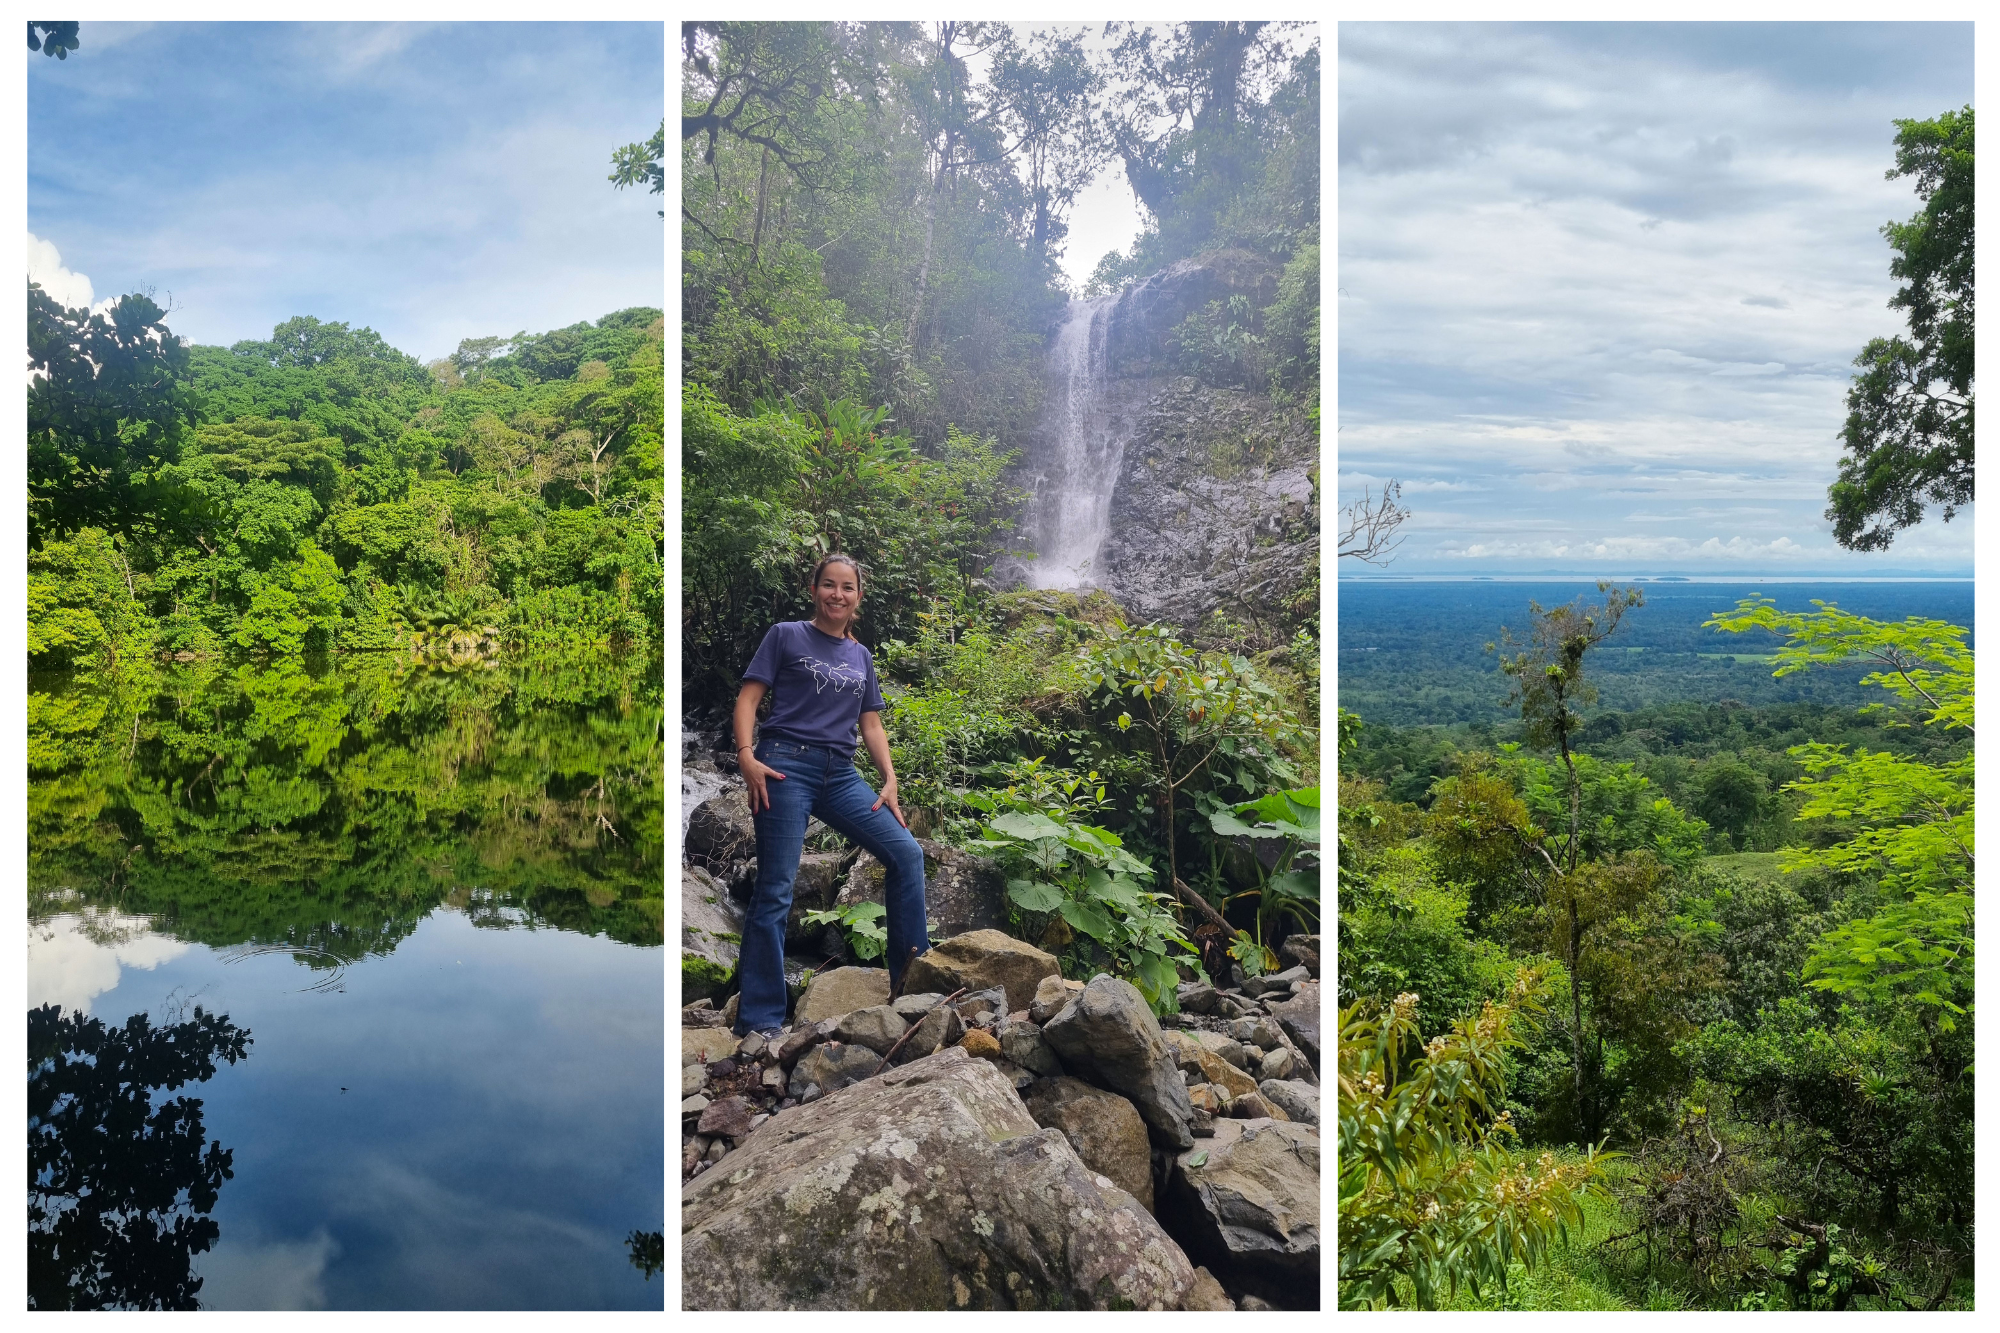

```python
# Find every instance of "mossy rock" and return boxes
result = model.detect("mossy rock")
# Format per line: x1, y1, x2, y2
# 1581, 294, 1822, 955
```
682, 951, 735, 1005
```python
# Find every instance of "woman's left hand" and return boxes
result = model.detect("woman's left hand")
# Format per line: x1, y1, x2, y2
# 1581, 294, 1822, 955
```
871, 777, 907, 829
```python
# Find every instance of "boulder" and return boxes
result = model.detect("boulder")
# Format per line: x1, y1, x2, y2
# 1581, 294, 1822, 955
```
1176, 982, 1218, 1015
1021, 1076, 1155, 1214
682, 1048, 1196, 1310
697, 1095, 759, 1139
996, 1016, 1063, 1077
1259, 1046, 1298, 1081
1263, 982, 1320, 1071
1163, 1031, 1259, 1101
682, 1064, 707, 1098
783, 850, 856, 944
1225, 1090, 1289, 1122
832, 1005, 909, 1056
891, 992, 947, 1021
1258, 1080, 1319, 1127
793, 966, 892, 1026
683, 1029, 741, 1064
686, 788, 755, 865
788, 1041, 880, 1099
1041, 975, 1195, 1150
903, 931, 1062, 1015
1227, 1017, 1285, 1052
1181, 1267, 1235, 1311
1241, 965, 1310, 998
682, 866, 744, 1003
953, 987, 1009, 1024
892, 1003, 963, 1066
1159, 1117, 1319, 1310
1276, 934, 1319, 979
1028, 973, 1071, 1024
1187, 1084, 1229, 1115
838, 839, 1007, 941
1185, 1030, 1256, 1072
774, 1022, 834, 1070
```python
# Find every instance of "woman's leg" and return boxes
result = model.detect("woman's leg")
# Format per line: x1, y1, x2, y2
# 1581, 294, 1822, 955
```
814, 764, 931, 991
737, 744, 820, 1035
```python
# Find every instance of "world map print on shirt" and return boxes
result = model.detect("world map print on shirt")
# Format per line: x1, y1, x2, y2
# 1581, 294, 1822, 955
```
796, 654, 869, 696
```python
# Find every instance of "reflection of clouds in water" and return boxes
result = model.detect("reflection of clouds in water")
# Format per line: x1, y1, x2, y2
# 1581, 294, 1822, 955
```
28, 912, 190, 1016
194, 1228, 340, 1311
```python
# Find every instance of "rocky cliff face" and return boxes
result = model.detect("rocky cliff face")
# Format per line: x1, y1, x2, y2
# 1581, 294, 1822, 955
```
1008, 250, 1317, 639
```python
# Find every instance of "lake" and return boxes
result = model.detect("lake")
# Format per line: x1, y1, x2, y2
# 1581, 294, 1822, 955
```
26, 655, 666, 1311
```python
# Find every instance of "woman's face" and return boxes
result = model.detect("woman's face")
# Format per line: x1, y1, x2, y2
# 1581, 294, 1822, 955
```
813, 566, 861, 625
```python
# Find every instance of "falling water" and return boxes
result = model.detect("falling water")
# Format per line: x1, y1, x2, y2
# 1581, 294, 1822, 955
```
1026, 295, 1123, 589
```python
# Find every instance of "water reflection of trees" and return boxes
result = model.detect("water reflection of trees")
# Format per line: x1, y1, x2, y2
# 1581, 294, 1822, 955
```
28, 1003, 252, 1310
27, 654, 665, 960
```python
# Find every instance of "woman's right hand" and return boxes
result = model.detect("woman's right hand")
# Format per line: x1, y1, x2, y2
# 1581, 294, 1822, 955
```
741, 753, 786, 812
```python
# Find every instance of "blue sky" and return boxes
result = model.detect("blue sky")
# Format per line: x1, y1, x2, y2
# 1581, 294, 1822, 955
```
28, 22, 663, 363
1338, 22, 1974, 576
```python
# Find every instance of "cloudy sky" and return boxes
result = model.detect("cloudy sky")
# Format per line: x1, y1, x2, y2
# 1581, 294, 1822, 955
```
1338, 22, 1973, 576
28, 22, 663, 363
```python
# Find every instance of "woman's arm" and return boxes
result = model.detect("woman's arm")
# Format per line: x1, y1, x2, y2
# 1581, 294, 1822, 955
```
858, 711, 906, 828
734, 681, 784, 812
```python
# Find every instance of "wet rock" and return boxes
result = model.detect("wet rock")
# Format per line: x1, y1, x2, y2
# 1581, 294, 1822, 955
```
1181, 1266, 1235, 1311
698, 1095, 759, 1139
1042, 975, 1195, 1150
1276, 934, 1319, 979
1022, 1075, 1155, 1214
838, 839, 1007, 941
892, 1003, 963, 1066
788, 1041, 879, 1099
683, 1047, 1195, 1310
1159, 1117, 1319, 1311
682, 866, 744, 1003
792, 966, 891, 1026
1028, 973, 1072, 1024
958, 1028, 1002, 1061
1264, 982, 1321, 1071
686, 788, 755, 866
682, 1064, 707, 1098
996, 1016, 1063, 1077
832, 1005, 908, 1056
1258, 1079, 1319, 1127
903, 930, 1062, 1015
683, 1029, 741, 1064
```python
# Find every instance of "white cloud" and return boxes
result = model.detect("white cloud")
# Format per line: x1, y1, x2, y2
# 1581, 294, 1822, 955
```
28, 911, 190, 1017
196, 1228, 340, 1311
27, 233, 115, 315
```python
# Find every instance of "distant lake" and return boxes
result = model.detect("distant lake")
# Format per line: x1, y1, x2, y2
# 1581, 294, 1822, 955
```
1337, 580, 1974, 727
27, 657, 665, 1311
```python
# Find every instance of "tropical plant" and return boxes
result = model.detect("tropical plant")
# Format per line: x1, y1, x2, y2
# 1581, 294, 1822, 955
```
1208, 785, 1320, 973
798, 900, 887, 962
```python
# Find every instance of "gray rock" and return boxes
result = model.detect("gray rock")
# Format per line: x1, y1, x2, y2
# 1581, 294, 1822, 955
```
737, 1030, 769, 1060
705, 1138, 729, 1164
1021, 1075, 1155, 1214
682, 866, 744, 1003
683, 1048, 1195, 1310
1263, 981, 1321, 1072
1258, 1046, 1297, 1081
1258, 1079, 1319, 1126
1028, 972, 1072, 1024
892, 992, 947, 1020
760, 1065, 787, 1094
783, 850, 856, 944
1276, 934, 1319, 979
832, 1005, 909, 1056
1159, 1117, 1319, 1310
989, 1058, 1036, 1091
774, 1021, 835, 1071
996, 1016, 1063, 1077
682, 1064, 707, 1098
1225, 1090, 1287, 1121
792, 966, 891, 1026
682, 1094, 711, 1116
904, 930, 1062, 1015
1227, 1017, 1284, 1051
1176, 982, 1217, 1015
838, 839, 1007, 941
788, 1041, 880, 1099
1041, 975, 1195, 1150
686, 788, 755, 865
1181, 1266, 1235, 1311
1241, 965, 1310, 998
892, 1002, 963, 1066
1187, 1030, 1256, 1072
951, 986, 1009, 1024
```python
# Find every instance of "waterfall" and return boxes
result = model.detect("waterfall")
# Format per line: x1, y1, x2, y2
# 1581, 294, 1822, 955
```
1025, 295, 1124, 589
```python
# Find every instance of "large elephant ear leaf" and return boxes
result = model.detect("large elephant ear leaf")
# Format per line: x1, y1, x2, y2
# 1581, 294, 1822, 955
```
1059, 898, 1114, 942
988, 810, 1066, 842
1007, 878, 1064, 913
1265, 869, 1319, 903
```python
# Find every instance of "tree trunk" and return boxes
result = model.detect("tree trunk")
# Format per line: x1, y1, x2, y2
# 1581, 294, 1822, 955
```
751, 145, 771, 262
907, 165, 937, 345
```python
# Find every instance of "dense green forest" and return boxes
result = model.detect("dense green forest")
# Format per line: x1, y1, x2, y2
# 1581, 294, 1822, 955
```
28, 289, 665, 665
1338, 586, 1973, 1310
682, 21, 1322, 1000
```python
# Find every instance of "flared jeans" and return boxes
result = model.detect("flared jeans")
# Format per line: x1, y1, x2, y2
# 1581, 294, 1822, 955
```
734, 737, 930, 1036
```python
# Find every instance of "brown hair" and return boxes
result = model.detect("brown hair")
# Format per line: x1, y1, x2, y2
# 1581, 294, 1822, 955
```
808, 553, 865, 638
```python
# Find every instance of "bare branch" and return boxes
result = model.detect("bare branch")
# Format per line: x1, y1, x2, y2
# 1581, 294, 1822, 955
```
1338, 480, 1409, 565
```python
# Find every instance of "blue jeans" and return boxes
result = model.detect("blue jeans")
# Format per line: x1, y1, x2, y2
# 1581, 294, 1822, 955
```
735, 738, 930, 1036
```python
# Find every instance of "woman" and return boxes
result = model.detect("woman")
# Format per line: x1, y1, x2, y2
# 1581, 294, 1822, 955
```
731, 554, 929, 1039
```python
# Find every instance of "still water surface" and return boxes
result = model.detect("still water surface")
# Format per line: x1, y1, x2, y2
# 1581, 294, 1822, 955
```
27, 657, 664, 1310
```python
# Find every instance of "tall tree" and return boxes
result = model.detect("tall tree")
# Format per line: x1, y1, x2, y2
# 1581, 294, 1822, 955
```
1827, 107, 1974, 552
27, 284, 200, 549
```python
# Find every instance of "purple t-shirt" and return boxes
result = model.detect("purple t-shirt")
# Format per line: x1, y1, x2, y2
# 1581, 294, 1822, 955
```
742, 620, 885, 754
